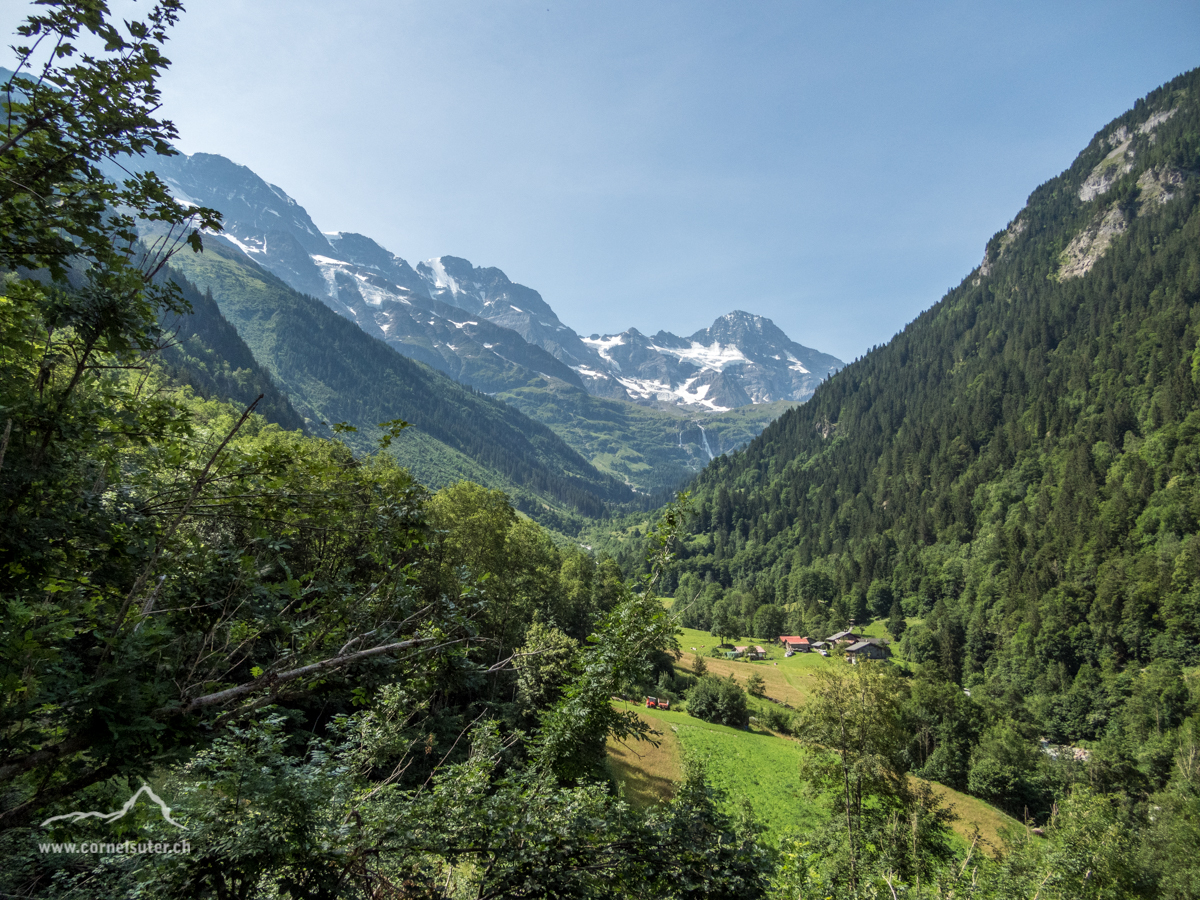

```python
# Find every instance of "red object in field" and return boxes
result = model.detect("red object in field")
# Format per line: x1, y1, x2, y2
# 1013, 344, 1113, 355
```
657, 698, 671, 710
645, 696, 656, 708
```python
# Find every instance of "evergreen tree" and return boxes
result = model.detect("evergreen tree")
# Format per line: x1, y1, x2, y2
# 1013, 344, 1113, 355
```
887, 600, 907, 643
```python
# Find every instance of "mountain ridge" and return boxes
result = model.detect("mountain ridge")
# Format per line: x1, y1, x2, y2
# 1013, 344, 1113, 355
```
158, 231, 634, 528
112, 148, 843, 413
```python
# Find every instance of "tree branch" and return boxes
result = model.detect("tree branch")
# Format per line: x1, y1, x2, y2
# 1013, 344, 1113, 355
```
0, 760, 119, 828
176, 636, 464, 715
0, 637, 466, 784
113, 394, 262, 634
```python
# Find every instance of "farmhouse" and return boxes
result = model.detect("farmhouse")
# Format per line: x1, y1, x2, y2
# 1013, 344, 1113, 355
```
845, 639, 892, 663
826, 630, 862, 645
778, 636, 810, 652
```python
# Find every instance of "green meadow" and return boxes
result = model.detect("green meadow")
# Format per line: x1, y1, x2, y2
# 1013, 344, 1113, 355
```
608, 622, 1021, 852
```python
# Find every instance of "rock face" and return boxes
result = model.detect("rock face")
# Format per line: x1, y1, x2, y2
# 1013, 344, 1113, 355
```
1064, 106, 1186, 282
132, 149, 844, 411
972, 102, 1194, 285
301, 249, 588, 394
1078, 127, 1137, 203
1079, 108, 1178, 202
1059, 162, 1193, 281
135, 152, 339, 299
979, 217, 1026, 278
1058, 205, 1129, 280
414, 256, 601, 372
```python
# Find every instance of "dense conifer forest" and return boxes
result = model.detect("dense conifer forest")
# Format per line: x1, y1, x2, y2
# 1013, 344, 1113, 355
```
156, 273, 309, 432
640, 66, 1200, 895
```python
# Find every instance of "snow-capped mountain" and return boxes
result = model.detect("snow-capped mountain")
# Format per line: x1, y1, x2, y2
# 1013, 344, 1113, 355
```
576, 313, 841, 410
303, 239, 588, 393
141, 152, 339, 301
415, 256, 601, 370
128, 149, 843, 411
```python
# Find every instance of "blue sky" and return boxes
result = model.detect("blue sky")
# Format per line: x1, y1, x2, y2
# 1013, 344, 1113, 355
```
11, 1, 1200, 361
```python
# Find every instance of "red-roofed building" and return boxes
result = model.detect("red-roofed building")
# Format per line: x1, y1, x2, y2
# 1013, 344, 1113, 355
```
779, 636, 811, 652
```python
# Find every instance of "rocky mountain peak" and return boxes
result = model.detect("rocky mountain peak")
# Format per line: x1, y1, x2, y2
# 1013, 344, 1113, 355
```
576, 312, 842, 411
326, 233, 429, 296
135, 147, 843, 414
699, 310, 791, 347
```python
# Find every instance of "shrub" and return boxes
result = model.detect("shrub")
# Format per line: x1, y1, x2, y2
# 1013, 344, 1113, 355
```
761, 705, 796, 735
686, 675, 750, 728
747, 672, 766, 698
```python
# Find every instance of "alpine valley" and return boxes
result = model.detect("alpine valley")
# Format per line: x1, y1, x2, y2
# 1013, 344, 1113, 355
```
108, 147, 842, 513
6, 3, 1200, 896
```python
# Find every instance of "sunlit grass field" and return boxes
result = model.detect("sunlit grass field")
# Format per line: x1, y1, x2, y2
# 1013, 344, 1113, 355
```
605, 709, 683, 807
916, 778, 1024, 853
673, 625, 836, 706
607, 701, 1021, 853
606, 702, 822, 833
608, 618, 1018, 853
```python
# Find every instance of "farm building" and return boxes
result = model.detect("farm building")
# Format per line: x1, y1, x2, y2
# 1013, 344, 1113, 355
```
826, 630, 862, 645
778, 636, 810, 652
845, 639, 892, 663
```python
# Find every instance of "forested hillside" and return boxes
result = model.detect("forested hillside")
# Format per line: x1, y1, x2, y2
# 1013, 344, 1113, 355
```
0, 8, 769, 895
160, 234, 633, 527
156, 271, 310, 432
675, 66, 1200, 654
4, 3, 1199, 898
656, 65, 1200, 843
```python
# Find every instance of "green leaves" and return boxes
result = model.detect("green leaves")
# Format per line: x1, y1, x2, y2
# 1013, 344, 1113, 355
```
375, 417, 412, 450
687, 674, 751, 727
2, 0, 223, 344
532, 501, 687, 782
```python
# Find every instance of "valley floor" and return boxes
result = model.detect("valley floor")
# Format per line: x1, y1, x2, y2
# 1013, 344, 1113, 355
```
606, 639, 1021, 853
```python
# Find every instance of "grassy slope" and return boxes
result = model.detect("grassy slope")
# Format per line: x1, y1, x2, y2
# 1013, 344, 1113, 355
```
605, 711, 683, 807
606, 702, 819, 834
916, 779, 1024, 853
498, 378, 797, 495
608, 647, 1020, 851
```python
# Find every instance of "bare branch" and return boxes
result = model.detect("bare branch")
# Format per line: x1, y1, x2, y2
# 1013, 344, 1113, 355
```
177, 637, 466, 715
114, 394, 263, 633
